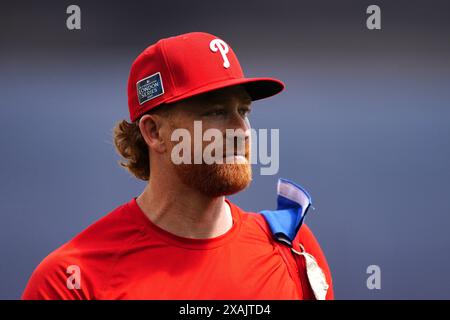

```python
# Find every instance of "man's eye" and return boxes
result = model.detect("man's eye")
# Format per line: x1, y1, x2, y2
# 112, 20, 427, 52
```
206, 109, 226, 116
240, 108, 251, 117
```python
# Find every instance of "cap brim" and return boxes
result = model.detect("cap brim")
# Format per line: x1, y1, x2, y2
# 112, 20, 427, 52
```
164, 77, 285, 105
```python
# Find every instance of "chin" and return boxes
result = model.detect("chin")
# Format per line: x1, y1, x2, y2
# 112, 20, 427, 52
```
176, 162, 252, 198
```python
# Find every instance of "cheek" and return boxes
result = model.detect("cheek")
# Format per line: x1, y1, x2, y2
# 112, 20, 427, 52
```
202, 117, 232, 133
164, 118, 192, 142
201, 123, 227, 148
164, 123, 197, 155
166, 118, 231, 152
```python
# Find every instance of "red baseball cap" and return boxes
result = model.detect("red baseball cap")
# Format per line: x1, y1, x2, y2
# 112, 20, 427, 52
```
127, 32, 285, 122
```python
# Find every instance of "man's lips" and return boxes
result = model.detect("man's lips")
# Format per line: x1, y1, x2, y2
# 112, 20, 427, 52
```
222, 150, 250, 164
225, 152, 246, 157
224, 150, 249, 157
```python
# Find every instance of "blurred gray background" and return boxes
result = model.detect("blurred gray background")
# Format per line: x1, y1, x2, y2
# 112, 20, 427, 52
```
1, 0, 449, 299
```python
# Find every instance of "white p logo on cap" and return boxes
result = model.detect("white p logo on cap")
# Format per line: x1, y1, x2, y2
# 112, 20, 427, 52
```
209, 39, 230, 69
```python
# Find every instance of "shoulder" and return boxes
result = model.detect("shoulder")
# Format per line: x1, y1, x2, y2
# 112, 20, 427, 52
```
21, 243, 87, 299
238, 207, 326, 254
227, 200, 274, 243
231, 201, 334, 299
22, 199, 143, 300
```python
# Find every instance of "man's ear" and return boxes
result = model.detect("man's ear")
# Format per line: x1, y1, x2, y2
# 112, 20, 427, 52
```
138, 114, 167, 154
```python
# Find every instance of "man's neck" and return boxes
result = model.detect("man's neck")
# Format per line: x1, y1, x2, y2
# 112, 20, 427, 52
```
136, 171, 233, 239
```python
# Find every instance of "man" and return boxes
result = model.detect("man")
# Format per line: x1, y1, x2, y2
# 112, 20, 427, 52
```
22, 32, 333, 299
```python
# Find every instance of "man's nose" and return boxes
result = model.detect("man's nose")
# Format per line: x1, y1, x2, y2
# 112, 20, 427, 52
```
225, 113, 251, 153
227, 111, 250, 135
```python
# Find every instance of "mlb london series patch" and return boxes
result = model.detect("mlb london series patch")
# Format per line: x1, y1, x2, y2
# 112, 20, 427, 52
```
136, 72, 164, 105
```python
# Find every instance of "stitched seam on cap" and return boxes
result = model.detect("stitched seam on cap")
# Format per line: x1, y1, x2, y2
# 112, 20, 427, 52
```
158, 39, 178, 97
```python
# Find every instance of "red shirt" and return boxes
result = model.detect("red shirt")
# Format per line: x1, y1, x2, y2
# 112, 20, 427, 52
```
22, 198, 333, 300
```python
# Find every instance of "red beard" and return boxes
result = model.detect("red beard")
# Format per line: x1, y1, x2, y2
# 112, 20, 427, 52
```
173, 160, 252, 197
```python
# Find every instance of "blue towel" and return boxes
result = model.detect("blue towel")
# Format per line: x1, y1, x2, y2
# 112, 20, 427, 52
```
260, 178, 313, 246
